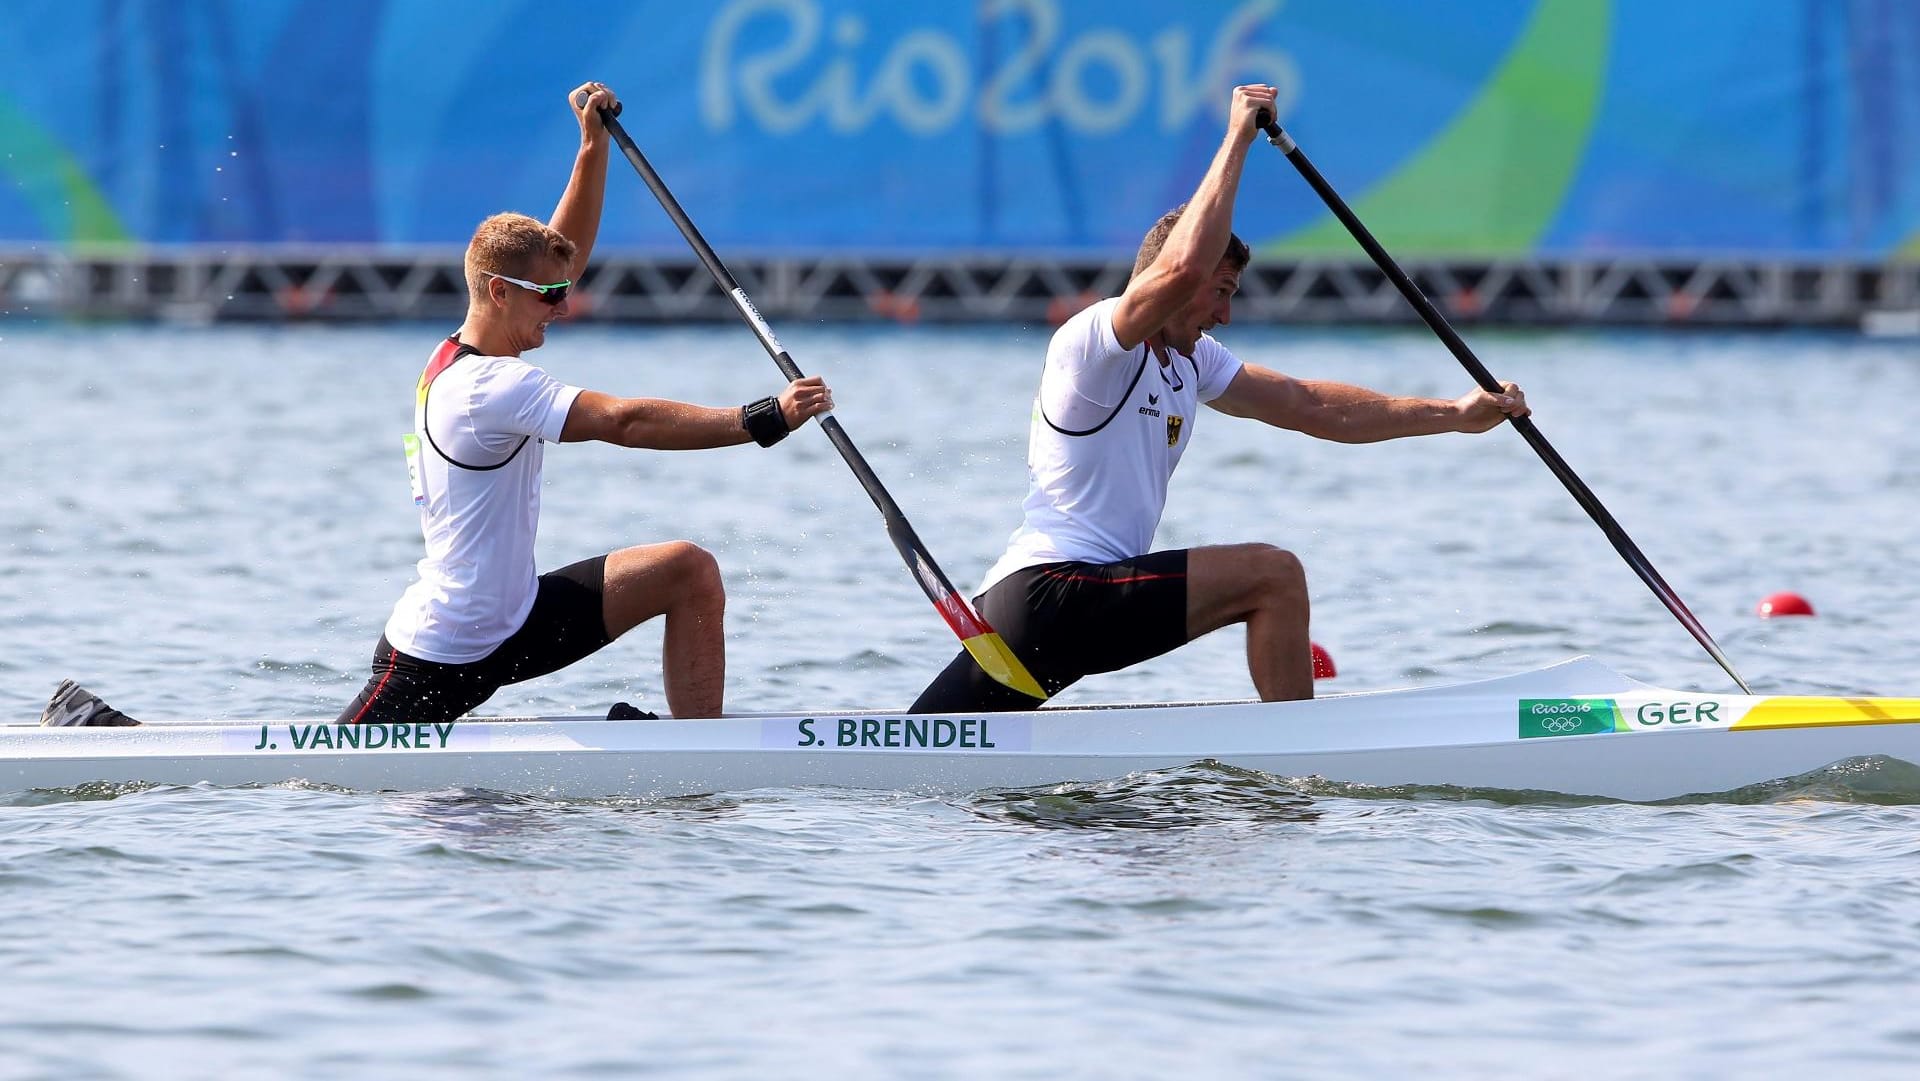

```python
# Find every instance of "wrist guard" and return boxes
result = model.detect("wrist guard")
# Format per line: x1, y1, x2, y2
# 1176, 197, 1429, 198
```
741, 395, 790, 447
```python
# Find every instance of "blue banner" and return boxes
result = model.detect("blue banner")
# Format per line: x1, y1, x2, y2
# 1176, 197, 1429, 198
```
2, 0, 1916, 258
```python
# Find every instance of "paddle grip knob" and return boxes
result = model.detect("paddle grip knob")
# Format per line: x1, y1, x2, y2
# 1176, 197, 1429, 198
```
1252, 108, 1285, 146
1244, 108, 1290, 148
573, 90, 622, 118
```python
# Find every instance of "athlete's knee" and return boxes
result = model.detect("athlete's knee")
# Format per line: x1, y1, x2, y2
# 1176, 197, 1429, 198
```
1246, 544, 1307, 604
608, 540, 726, 609
662, 541, 725, 606
664, 540, 720, 579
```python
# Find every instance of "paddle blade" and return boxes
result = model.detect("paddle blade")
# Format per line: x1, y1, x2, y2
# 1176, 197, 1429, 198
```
961, 631, 1047, 701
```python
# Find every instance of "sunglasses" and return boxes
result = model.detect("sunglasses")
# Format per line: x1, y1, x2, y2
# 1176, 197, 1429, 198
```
484, 271, 572, 306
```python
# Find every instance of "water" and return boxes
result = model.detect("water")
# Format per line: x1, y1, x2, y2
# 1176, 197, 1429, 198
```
4, 323, 1919, 1077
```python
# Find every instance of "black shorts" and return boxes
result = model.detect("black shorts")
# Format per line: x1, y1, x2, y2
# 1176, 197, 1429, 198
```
336, 556, 614, 725
909, 550, 1191, 713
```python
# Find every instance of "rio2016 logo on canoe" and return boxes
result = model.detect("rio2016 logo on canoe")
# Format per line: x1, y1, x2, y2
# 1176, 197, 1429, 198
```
1518, 698, 1623, 739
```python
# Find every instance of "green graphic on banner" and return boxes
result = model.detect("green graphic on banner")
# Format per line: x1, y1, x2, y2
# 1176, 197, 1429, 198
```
0, 95, 129, 244
1268, 0, 1610, 257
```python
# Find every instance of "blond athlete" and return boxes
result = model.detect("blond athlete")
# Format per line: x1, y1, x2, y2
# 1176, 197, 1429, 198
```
41, 82, 831, 729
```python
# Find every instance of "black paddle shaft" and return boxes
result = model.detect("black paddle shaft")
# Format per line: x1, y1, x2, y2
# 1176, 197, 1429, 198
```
590, 102, 978, 626
1252, 110, 1752, 694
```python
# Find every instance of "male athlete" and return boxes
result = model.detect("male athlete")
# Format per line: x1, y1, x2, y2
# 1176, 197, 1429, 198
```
42, 81, 832, 727
910, 84, 1528, 713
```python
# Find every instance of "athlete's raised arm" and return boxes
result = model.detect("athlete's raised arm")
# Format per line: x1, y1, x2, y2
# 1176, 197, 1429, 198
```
1110, 84, 1274, 350
548, 81, 618, 280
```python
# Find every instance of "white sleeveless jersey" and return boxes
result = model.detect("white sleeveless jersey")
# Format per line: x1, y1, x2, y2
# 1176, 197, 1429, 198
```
383, 337, 582, 663
979, 298, 1242, 594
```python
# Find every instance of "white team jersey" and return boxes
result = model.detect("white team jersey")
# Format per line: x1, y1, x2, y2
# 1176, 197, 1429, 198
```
979, 297, 1242, 594
384, 338, 583, 663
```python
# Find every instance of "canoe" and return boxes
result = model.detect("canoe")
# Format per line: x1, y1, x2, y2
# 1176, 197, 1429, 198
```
5, 657, 1919, 802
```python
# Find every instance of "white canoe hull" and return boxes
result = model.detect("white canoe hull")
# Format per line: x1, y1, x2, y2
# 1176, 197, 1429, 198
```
7, 658, 1920, 802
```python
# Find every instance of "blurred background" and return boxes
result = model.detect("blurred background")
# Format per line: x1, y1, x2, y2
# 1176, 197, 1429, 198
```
3, 0, 1917, 328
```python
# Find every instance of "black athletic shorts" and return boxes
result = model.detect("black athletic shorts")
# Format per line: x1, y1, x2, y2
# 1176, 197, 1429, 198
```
908, 550, 1191, 713
335, 556, 614, 725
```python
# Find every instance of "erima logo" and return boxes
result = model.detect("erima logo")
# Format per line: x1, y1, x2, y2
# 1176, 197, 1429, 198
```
1148, 393, 1159, 405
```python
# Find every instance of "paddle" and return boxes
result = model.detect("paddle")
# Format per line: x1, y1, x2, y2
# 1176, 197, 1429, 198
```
582, 96, 1047, 702
1250, 109, 1753, 694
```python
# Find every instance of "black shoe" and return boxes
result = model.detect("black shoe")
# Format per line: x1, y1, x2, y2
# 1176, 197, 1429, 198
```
41, 680, 141, 727
606, 701, 657, 720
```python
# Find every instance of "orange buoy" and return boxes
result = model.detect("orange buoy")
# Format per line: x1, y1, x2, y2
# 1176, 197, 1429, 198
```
275, 285, 313, 315
1311, 641, 1337, 680
1756, 592, 1815, 617
866, 291, 921, 324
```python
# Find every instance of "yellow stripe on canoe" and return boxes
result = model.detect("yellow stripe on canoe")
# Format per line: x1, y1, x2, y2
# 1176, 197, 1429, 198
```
1733, 697, 1920, 731
961, 631, 1047, 701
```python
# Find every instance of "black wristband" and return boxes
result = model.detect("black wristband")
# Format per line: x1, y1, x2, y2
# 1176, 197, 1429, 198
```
741, 395, 790, 447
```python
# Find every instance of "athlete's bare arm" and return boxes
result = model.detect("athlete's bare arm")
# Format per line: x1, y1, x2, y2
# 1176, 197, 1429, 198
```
560, 376, 832, 450
1208, 364, 1529, 443
549, 81, 618, 280
1110, 84, 1275, 351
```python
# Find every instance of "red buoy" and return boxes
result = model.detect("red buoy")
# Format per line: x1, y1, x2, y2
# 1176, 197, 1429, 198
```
1756, 592, 1815, 618
1311, 641, 1337, 680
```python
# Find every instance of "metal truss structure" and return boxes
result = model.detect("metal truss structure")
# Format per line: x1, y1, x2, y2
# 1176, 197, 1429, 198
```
4, 247, 1917, 329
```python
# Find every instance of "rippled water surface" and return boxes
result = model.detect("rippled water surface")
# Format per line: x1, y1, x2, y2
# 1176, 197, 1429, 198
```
5, 323, 1919, 1077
